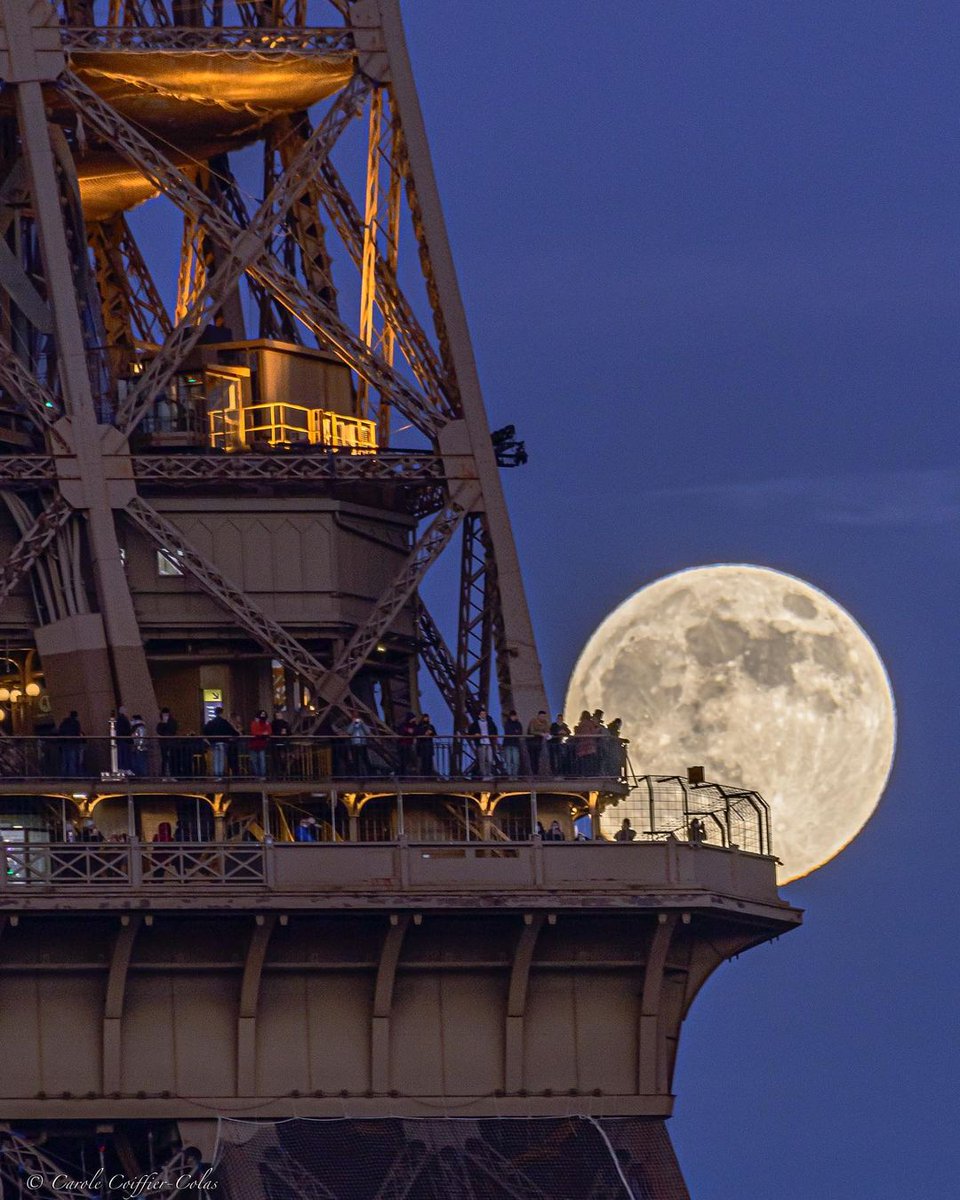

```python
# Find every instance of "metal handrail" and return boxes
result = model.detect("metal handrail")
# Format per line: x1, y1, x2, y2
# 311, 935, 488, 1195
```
0, 734, 630, 784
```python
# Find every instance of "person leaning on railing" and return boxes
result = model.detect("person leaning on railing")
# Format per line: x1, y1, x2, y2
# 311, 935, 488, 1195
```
202, 706, 238, 778
549, 713, 571, 775
249, 710, 271, 777
157, 707, 178, 778
573, 711, 599, 775
57, 710, 84, 777
415, 714, 437, 776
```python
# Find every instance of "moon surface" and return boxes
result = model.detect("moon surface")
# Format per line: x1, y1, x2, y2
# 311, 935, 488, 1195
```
565, 565, 896, 882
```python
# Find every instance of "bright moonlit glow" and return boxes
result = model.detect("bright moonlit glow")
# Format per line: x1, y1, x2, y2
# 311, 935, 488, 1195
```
565, 564, 896, 883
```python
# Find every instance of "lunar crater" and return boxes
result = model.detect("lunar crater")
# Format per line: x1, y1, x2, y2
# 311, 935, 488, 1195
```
566, 564, 896, 883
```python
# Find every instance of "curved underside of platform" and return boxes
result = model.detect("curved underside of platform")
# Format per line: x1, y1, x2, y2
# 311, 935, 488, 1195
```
59, 50, 356, 218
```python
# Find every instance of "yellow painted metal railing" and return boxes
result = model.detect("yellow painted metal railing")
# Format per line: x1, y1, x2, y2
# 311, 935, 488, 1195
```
208, 403, 377, 452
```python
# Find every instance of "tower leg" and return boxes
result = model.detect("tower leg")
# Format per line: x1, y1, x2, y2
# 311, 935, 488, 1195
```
2, 2, 157, 726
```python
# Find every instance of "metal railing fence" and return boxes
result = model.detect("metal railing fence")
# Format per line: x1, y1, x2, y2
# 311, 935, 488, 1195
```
0, 735, 629, 784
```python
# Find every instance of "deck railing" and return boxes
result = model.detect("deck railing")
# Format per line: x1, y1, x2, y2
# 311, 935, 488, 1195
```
0, 735, 629, 784
0, 835, 777, 900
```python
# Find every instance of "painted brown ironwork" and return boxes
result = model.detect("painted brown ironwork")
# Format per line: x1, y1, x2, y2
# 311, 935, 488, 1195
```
0, 0, 545, 786
0, 493, 74, 614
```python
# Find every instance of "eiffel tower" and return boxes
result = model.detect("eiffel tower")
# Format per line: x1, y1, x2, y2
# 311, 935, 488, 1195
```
0, 6, 800, 1198
0, 0, 544, 739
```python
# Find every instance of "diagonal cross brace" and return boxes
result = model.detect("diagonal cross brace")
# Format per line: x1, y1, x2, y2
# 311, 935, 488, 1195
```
117, 74, 369, 430
0, 493, 73, 616
317, 157, 456, 418
122, 497, 386, 731
414, 597, 460, 718
57, 70, 448, 439
308, 486, 476, 729
0, 328, 63, 432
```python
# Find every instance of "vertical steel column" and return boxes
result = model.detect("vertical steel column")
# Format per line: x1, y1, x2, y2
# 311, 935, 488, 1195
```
361, 0, 548, 720
0, 1, 156, 728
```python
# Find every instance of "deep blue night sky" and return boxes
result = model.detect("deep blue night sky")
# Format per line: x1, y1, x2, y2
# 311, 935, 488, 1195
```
400, 2, 957, 1196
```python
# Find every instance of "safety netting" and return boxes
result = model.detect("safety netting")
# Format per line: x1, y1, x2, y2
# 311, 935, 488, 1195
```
214, 1115, 690, 1200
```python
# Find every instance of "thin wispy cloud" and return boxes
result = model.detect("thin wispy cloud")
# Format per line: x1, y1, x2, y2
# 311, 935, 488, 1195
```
650, 467, 960, 528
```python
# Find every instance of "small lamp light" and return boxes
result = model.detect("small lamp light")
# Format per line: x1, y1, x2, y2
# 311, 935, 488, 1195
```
25, 682, 40, 698
8, 689, 20, 703
0, 708, 5, 720
0, 688, 10, 702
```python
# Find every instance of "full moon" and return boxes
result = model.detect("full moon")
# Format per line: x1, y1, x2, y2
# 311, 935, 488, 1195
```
565, 565, 896, 882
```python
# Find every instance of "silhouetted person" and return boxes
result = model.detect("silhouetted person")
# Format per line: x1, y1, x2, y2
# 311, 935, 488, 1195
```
115, 705, 133, 773
270, 711, 290, 777
688, 817, 707, 844
614, 818, 637, 843
157, 707, 178, 777
397, 712, 417, 775
415, 713, 437, 776
347, 713, 371, 776
130, 714, 148, 776
468, 709, 498, 778
549, 713, 570, 775
502, 710, 523, 776
527, 710, 550, 774
58, 710, 83, 777
249, 710, 271, 777
79, 817, 102, 843
203, 706, 237, 777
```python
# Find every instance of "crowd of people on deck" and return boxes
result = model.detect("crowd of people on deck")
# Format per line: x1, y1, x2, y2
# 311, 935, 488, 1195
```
28, 703, 627, 782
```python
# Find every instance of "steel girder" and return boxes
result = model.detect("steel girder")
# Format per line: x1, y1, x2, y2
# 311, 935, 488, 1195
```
88, 214, 172, 372
0, 328, 62, 429
0, 0, 547, 734
455, 513, 495, 727
0, 493, 74, 615
414, 597, 459, 716
123, 496, 386, 731
55, 71, 449, 440
310, 489, 473, 727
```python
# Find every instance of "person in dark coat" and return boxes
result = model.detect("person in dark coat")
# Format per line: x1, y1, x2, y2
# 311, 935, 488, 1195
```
502, 710, 523, 777
114, 705, 132, 772
58, 711, 83, 777
156, 707, 179, 777
203, 707, 238, 778
415, 713, 437, 776
467, 709, 498, 779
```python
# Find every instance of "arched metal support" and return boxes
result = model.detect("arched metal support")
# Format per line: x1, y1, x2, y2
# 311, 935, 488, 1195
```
638, 913, 678, 1096
504, 912, 544, 1093
103, 913, 142, 1094
371, 911, 411, 1093
238, 913, 277, 1096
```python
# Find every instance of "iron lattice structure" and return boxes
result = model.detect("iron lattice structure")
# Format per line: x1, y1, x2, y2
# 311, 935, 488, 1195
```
0, 0, 546, 734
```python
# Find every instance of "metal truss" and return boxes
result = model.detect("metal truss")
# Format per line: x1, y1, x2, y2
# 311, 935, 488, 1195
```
0, 456, 55, 484
0, 493, 73, 615
272, 113, 341, 314
0, 1129, 96, 1200
414, 597, 459, 717
0, 329, 62, 429
123, 496, 386, 731
56, 70, 449, 440
0, 0, 548, 737
61, 26, 353, 52
317, 157, 455, 420
358, 86, 403, 440
311, 491, 472, 726
111, 73, 371, 430
88, 214, 171, 369
132, 451, 448, 486
455, 513, 495, 727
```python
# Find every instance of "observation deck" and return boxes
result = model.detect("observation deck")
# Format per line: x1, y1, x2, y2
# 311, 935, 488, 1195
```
0, 741, 798, 1125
